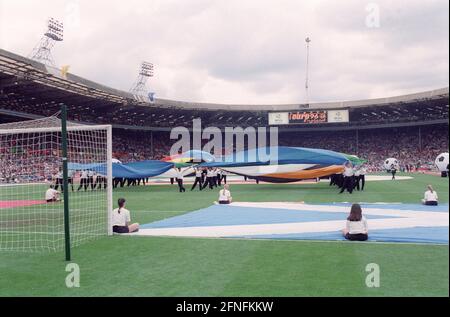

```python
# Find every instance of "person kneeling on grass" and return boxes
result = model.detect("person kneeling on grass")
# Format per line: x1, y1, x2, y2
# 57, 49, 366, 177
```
45, 185, 60, 203
112, 198, 139, 234
342, 203, 368, 241
422, 185, 438, 206
217, 184, 232, 204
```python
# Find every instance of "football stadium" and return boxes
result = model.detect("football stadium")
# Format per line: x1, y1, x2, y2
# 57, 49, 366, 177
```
0, 1, 449, 299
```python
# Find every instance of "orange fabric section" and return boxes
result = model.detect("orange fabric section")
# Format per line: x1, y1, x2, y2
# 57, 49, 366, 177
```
265, 165, 344, 180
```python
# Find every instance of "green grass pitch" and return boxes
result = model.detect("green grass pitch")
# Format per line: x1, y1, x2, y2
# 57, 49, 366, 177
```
0, 173, 448, 296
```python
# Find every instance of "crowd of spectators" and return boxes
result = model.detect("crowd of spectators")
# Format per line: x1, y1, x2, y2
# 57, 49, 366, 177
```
278, 125, 448, 171
1, 104, 448, 176
109, 125, 448, 172
112, 131, 170, 161
1, 124, 447, 184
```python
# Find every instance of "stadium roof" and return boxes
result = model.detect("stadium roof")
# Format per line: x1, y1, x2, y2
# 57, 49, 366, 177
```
0, 48, 448, 112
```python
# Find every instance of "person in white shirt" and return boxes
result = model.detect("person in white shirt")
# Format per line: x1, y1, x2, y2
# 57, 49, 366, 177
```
54, 171, 63, 191
342, 203, 368, 241
422, 185, 439, 206
202, 168, 214, 190
217, 184, 232, 204
358, 165, 367, 191
45, 185, 60, 203
390, 164, 397, 180
217, 169, 223, 186
175, 168, 185, 192
339, 162, 354, 194
191, 167, 203, 191
220, 169, 227, 185
77, 170, 88, 191
353, 168, 360, 190
67, 169, 74, 191
212, 168, 218, 187
112, 198, 139, 234
88, 170, 95, 190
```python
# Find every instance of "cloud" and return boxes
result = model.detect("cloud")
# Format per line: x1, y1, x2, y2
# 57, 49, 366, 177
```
0, 0, 448, 104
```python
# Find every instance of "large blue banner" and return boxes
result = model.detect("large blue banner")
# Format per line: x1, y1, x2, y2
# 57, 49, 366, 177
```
68, 160, 174, 179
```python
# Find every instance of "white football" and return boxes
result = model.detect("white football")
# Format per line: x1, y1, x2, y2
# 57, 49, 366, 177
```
383, 158, 399, 171
435, 153, 449, 172
112, 158, 122, 164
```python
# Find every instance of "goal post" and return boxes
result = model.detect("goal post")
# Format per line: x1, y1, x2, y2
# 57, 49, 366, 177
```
0, 115, 113, 255
61, 105, 71, 261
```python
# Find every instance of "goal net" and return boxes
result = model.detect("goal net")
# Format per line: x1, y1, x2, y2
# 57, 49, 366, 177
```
0, 116, 112, 252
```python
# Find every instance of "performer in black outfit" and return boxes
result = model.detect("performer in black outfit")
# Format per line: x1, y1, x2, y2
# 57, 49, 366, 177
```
329, 174, 337, 186
87, 170, 95, 190
191, 168, 203, 191
201, 168, 207, 184
339, 163, 354, 194
217, 169, 222, 186
77, 170, 89, 191
201, 168, 214, 190
221, 170, 227, 184
390, 164, 397, 180
358, 165, 367, 191
54, 171, 64, 191
212, 168, 218, 187
176, 168, 185, 192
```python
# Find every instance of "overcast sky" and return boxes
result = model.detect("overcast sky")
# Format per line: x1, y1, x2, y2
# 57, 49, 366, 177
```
0, 0, 448, 104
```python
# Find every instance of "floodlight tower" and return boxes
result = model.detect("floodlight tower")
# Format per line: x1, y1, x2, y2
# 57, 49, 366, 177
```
305, 37, 311, 105
130, 61, 154, 96
29, 18, 64, 67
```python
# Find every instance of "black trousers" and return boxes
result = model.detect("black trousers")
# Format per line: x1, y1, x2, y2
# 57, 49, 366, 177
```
391, 171, 396, 180
68, 177, 74, 191
339, 176, 354, 193
359, 175, 365, 191
177, 179, 185, 192
77, 178, 88, 191
86, 176, 93, 189
191, 177, 202, 190
201, 177, 214, 190
94, 176, 107, 189
55, 178, 63, 191
221, 175, 227, 184
345, 233, 368, 241
329, 174, 336, 186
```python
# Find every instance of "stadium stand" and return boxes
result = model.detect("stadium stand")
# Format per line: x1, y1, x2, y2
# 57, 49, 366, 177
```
0, 48, 448, 171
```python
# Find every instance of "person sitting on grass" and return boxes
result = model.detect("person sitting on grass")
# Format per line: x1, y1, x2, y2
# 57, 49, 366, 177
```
112, 198, 139, 234
422, 185, 439, 206
216, 184, 233, 204
45, 185, 60, 203
342, 203, 368, 241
